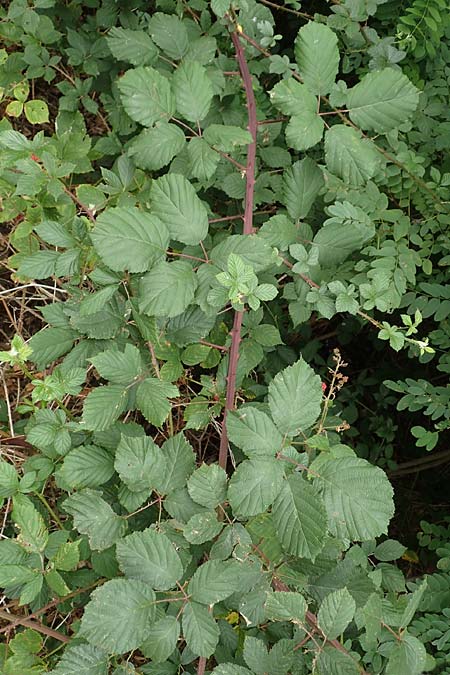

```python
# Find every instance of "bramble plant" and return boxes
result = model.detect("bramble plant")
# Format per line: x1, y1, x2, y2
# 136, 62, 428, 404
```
0, 1, 449, 674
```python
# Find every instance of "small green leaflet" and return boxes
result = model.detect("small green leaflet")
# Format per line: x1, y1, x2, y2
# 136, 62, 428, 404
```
203, 124, 253, 152
118, 66, 175, 127
150, 173, 209, 245
156, 433, 196, 494
141, 616, 180, 663
114, 434, 166, 492
91, 207, 169, 273
317, 588, 356, 639
173, 61, 213, 122
268, 358, 323, 435
228, 459, 284, 517
385, 632, 427, 675
80, 578, 156, 654
61, 445, 114, 488
315, 646, 360, 675
128, 123, 185, 171
139, 261, 197, 318
270, 78, 317, 116
12, 495, 48, 554
324, 125, 381, 187
183, 511, 223, 544
47, 644, 108, 675
106, 27, 158, 67
81, 385, 128, 431
272, 474, 327, 560
188, 137, 220, 180
116, 527, 183, 590
63, 489, 127, 551
182, 600, 220, 657
347, 68, 420, 133
90, 344, 143, 385
187, 463, 227, 508
294, 22, 339, 95
285, 110, 324, 151
314, 456, 394, 540
0, 460, 19, 498
136, 378, 179, 427
265, 591, 307, 623
149, 12, 189, 61
227, 407, 283, 458
188, 559, 241, 604
281, 158, 324, 221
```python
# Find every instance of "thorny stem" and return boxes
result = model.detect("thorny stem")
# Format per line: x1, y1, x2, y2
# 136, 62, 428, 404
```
0, 609, 70, 643
218, 27, 257, 472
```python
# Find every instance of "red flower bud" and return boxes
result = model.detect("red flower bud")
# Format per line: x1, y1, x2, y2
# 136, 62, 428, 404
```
30, 153, 40, 162
321, 382, 327, 392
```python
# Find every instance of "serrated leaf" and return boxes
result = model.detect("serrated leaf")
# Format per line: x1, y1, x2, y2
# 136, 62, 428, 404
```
386, 632, 427, 675
210, 234, 276, 273
80, 579, 156, 653
136, 378, 179, 427
265, 591, 307, 623
188, 137, 220, 180
295, 21, 339, 95
115, 434, 166, 493
139, 261, 197, 318
63, 489, 127, 551
51, 541, 80, 572
0, 564, 40, 587
128, 122, 186, 171
156, 433, 196, 494
48, 644, 108, 675
29, 327, 76, 369
374, 539, 407, 562
61, 445, 114, 488
203, 125, 253, 152
91, 207, 169, 273
187, 463, 227, 508
173, 60, 213, 122
243, 636, 269, 673
285, 111, 324, 151
272, 474, 327, 560
81, 385, 127, 432
268, 358, 322, 435
324, 125, 381, 187
188, 560, 241, 604
318, 588, 356, 639
116, 527, 183, 590
183, 510, 223, 544
270, 78, 317, 115
12, 495, 48, 554
141, 616, 180, 663
106, 27, 158, 66
315, 457, 394, 540
24, 99, 49, 124
118, 66, 175, 127
182, 601, 220, 657
228, 459, 284, 517
315, 645, 360, 675
150, 173, 208, 245
400, 580, 427, 629
79, 286, 119, 317
0, 460, 19, 498
211, 0, 230, 17
149, 13, 189, 60
281, 158, 323, 221
90, 344, 143, 385
227, 408, 283, 458
347, 68, 420, 133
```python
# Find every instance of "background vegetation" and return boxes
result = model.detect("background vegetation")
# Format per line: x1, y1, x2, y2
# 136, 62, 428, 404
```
0, 0, 449, 673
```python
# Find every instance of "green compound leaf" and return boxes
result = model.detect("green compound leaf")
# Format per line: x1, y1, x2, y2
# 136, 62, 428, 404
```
227, 407, 283, 458
318, 588, 356, 640
173, 60, 213, 122
128, 123, 186, 171
118, 66, 175, 127
79, 578, 156, 654
281, 158, 324, 221
141, 616, 180, 663
114, 434, 166, 493
182, 600, 220, 657
81, 385, 127, 432
268, 358, 323, 435
347, 68, 420, 133
106, 27, 158, 67
63, 489, 127, 551
150, 173, 209, 245
116, 527, 183, 590
228, 459, 284, 517
294, 21, 339, 95
188, 559, 241, 605
187, 463, 227, 508
314, 457, 394, 540
272, 474, 327, 560
91, 207, 169, 272
61, 445, 114, 489
136, 378, 180, 427
48, 644, 108, 675
324, 125, 381, 187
